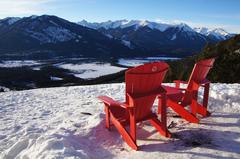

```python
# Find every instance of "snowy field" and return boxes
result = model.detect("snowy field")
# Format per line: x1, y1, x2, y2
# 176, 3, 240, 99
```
0, 60, 126, 79
118, 57, 180, 67
56, 63, 126, 79
0, 83, 239, 159
0, 60, 41, 68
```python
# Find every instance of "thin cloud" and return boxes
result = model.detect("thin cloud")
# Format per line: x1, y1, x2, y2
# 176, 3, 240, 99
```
0, 0, 55, 17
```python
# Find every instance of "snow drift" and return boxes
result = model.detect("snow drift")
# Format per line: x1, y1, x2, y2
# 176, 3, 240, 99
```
0, 83, 239, 158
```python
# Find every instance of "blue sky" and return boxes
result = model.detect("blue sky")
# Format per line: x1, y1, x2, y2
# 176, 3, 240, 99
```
0, 0, 239, 33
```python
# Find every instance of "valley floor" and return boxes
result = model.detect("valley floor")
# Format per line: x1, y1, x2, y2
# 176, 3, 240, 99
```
0, 83, 239, 159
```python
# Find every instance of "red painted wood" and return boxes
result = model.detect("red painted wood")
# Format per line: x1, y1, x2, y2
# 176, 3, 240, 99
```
163, 58, 215, 123
129, 108, 136, 142
104, 104, 110, 130
203, 83, 210, 108
158, 93, 167, 126
125, 62, 168, 121
167, 99, 199, 123
196, 103, 210, 117
149, 118, 171, 138
111, 114, 138, 150
98, 62, 170, 150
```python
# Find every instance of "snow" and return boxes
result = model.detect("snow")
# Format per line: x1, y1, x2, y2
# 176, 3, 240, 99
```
105, 34, 113, 39
234, 49, 240, 54
0, 17, 21, 25
146, 57, 181, 60
194, 27, 230, 40
50, 76, 63, 81
78, 20, 100, 29
118, 59, 150, 67
26, 26, 77, 43
118, 57, 181, 67
43, 27, 76, 43
0, 60, 41, 68
0, 86, 10, 92
171, 34, 177, 40
78, 20, 234, 38
174, 23, 195, 32
194, 27, 209, 35
30, 15, 38, 20
78, 20, 172, 32
56, 63, 126, 79
121, 40, 132, 48
0, 83, 239, 158
211, 28, 229, 36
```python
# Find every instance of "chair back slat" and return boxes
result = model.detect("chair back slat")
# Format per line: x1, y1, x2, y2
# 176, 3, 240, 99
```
182, 58, 215, 104
125, 62, 169, 120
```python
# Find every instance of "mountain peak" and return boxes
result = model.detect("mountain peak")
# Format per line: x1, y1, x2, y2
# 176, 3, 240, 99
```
78, 19, 173, 32
0, 17, 21, 25
194, 27, 231, 40
173, 23, 194, 32
211, 28, 229, 36
78, 19, 234, 38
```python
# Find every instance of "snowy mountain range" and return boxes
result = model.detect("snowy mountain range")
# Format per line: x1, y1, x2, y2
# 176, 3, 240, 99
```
79, 20, 172, 32
194, 27, 235, 41
0, 15, 136, 59
0, 15, 237, 59
78, 20, 236, 56
78, 20, 234, 41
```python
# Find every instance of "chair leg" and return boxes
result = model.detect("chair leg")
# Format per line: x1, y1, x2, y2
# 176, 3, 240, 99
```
158, 93, 166, 114
190, 99, 198, 116
149, 118, 171, 138
111, 114, 138, 150
104, 105, 110, 130
129, 108, 136, 142
203, 83, 210, 109
196, 103, 211, 117
168, 100, 199, 123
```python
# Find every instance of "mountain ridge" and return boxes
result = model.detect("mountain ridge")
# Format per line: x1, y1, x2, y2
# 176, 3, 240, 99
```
78, 19, 236, 56
0, 15, 237, 59
0, 15, 138, 59
78, 19, 235, 39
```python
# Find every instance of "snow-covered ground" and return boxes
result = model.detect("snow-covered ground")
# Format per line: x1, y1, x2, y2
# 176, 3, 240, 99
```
0, 60, 41, 68
118, 57, 181, 67
50, 76, 63, 81
0, 86, 10, 92
56, 63, 126, 79
0, 83, 239, 159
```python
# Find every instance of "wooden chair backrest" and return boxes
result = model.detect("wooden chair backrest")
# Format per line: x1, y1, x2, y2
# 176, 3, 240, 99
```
125, 62, 169, 120
182, 58, 215, 105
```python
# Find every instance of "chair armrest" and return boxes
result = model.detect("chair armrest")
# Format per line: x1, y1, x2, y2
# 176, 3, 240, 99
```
98, 96, 125, 108
126, 86, 166, 107
127, 86, 166, 99
173, 80, 188, 89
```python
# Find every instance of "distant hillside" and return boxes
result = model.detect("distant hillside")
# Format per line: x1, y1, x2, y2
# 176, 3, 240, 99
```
0, 15, 137, 59
167, 34, 240, 83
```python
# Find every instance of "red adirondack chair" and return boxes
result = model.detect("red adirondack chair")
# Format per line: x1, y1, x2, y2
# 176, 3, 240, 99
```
160, 58, 215, 123
98, 62, 171, 150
